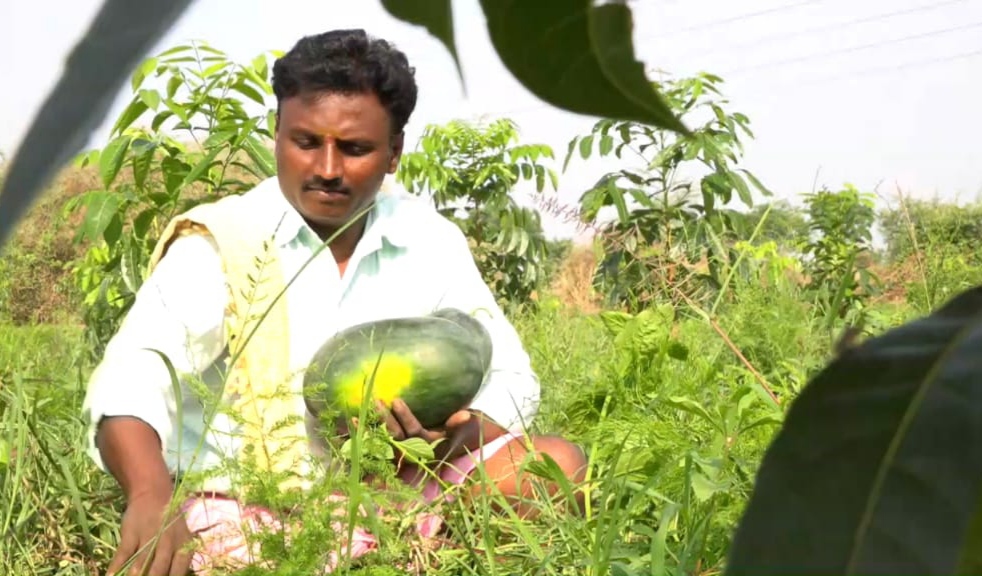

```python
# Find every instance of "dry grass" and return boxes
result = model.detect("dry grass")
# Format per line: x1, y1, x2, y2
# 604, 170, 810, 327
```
545, 243, 602, 313
1, 165, 99, 324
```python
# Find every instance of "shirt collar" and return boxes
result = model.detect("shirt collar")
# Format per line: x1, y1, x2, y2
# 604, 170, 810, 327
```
258, 177, 413, 252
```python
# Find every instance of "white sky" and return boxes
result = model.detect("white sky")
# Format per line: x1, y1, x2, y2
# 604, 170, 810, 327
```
2, 0, 981, 242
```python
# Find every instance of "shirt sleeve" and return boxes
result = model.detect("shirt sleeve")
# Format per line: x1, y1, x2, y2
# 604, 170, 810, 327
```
80, 232, 228, 473
433, 226, 541, 433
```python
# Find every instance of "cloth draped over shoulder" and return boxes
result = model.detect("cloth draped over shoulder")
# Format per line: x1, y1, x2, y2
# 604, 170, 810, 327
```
147, 193, 308, 493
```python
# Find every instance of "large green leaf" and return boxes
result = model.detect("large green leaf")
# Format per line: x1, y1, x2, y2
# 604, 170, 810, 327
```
0, 0, 193, 250
726, 286, 982, 575
379, 0, 462, 84
479, 0, 687, 134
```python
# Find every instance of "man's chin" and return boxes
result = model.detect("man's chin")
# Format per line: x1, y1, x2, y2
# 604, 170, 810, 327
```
303, 209, 369, 238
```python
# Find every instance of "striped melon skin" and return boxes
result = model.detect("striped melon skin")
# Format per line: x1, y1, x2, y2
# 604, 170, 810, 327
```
303, 308, 493, 429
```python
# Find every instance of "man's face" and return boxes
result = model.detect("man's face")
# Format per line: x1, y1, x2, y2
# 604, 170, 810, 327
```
274, 90, 403, 238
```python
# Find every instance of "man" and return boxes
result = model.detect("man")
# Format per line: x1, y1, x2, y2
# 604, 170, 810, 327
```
82, 28, 586, 575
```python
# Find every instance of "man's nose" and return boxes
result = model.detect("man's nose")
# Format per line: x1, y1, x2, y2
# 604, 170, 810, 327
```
315, 142, 343, 181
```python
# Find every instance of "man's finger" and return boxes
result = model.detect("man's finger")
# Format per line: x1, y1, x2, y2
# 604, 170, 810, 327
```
106, 530, 138, 575
126, 545, 153, 576
147, 540, 174, 576
391, 399, 426, 439
444, 409, 472, 429
375, 400, 405, 440
170, 546, 194, 576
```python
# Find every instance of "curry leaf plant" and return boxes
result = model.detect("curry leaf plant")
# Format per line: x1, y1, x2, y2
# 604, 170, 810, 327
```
396, 118, 558, 309
63, 42, 279, 359
564, 72, 770, 313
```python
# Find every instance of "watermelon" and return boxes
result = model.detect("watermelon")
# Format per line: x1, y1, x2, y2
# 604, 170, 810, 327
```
303, 308, 493, 429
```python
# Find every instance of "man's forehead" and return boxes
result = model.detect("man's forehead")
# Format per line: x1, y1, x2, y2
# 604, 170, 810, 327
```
278, 91, 391, 134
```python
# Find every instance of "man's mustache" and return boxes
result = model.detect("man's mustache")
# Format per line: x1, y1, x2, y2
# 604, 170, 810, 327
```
303, 178, 349, 194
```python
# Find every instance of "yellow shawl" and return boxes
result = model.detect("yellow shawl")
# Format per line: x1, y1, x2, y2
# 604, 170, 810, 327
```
147, 193, 307, 494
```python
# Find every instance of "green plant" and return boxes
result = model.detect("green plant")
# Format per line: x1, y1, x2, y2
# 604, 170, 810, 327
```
397, 118, 558, 307
565, 72, 770, 312
64, 41, 278, 359
800, 183, 878, 324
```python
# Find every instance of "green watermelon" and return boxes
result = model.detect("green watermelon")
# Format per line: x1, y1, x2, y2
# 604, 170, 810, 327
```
303, 308, 493, 429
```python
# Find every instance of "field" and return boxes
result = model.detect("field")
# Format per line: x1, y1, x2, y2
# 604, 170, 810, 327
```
3, 42, 982, 573
4, 163, 980, 575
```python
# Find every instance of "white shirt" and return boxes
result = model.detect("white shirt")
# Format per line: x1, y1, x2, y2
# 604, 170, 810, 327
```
80, 177, 540, 490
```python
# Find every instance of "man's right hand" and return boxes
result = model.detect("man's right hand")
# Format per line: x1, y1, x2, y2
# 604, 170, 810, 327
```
96, 416, 195, 575
108, 484, 194, 576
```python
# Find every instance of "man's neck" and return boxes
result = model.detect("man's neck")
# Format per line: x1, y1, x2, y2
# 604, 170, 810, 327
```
312, 217, 367, 265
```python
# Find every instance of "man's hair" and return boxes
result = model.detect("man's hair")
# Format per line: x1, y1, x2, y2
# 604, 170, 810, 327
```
272, 29, 418, 135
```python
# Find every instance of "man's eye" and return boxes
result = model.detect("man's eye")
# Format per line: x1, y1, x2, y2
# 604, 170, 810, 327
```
342, 143, 371, 155
295, 137, 319, 149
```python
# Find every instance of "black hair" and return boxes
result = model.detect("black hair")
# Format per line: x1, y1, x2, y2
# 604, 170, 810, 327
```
271, 29, 418, 135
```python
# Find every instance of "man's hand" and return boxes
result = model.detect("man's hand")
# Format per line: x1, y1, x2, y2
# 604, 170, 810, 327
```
108, 485, 194, 576
96, 416, 195, 575
378, 399, 509, 464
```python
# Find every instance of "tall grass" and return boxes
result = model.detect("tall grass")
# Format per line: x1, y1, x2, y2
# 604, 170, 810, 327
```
0, 220, 960, 575
0, 264, 870, 575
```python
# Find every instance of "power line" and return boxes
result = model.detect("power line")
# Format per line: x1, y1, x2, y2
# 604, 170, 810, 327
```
672, 0, 974, 60
719, 19, 982, 76
740, 45, 982, 96
468, 45, 982, 120
655, 0, 827, 38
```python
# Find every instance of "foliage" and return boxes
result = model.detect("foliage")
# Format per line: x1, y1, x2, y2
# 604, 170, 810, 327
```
564, 72, 770, 312
64, 42, 279, 359
0, 0, 687, 251
800, 183, 878, 323
728, 285, 982, 576
879, 197, 982, 262
878, 197, 982, 311
736, 200, 809, 251
1, 195, 976, 575
396, 118, 558, 308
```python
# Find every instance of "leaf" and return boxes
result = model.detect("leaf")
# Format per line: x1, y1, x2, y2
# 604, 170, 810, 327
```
0, 0, 194, 250
740, 168, 773, 197
99, 136, 131, 189
690, 470, 726, 503
111, 98, 148, 135
131, 141, 156, 189
578, 134, 594, 159
179, 146, 223, 190
727, 285, 982, 576
599, 134, 614, 156
380, 0, 461, 85
103, 212, 123, 247
241, 135, 276, 177
232, 79, 266, 106
599, 310, 632, 337
76, 191, 122, 244
663, 396, 719, 432
729, 171, 753, 208
479, 0, 687, 133
137, 88, 161, 110
589, 3, 688, 132
605, 179, 630, 225
132, 208, 156, 239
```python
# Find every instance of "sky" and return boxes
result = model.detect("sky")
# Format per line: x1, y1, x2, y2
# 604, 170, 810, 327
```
1, 0, 980, 242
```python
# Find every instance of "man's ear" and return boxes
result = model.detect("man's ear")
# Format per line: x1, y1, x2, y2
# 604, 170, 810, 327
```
387, 132, 405, 174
